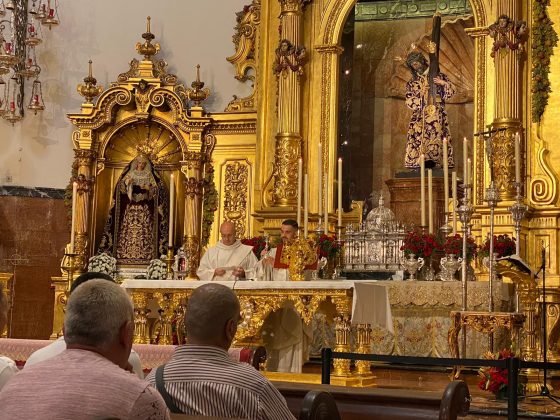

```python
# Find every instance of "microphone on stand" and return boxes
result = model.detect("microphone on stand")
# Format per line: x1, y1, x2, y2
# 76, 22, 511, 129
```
473, 127, 507, 137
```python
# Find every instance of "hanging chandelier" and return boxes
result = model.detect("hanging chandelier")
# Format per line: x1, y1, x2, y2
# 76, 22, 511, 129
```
0, 0, 59, 125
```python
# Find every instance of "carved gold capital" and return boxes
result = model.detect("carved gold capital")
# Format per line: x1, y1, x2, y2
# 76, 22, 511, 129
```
74, 148, 96, 163
279, 0, 308, 14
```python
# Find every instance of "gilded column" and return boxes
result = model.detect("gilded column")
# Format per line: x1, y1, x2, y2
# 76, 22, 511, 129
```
182, 152, 204, 280
271, 0, 308, 206
0, 273, 13, 337
73, 148, 96, 273
181, 133, 215, 280
489, 3, 527, 199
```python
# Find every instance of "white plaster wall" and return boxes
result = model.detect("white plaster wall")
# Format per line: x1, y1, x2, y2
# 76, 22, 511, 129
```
0, 0, 251, 188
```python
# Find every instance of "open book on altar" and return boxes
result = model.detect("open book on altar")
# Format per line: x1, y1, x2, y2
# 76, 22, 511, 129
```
496, 254, 535, 277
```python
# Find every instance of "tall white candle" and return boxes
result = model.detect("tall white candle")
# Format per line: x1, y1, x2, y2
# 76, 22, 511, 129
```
168, 174, 175, 247
297, 158, 303, 226
420, 154, 426, 227
324, 184, 329, 234
338, 158, 343, 227
443, 138, 449, 214
428, 169, 433, 234
467, 158, 472, 201
318, 143, 322, 218
303, 173, 309, 237
452, 171, 457, 235
515, 132, 521, 184
70, 181, 77, 253
463, 137, 468, 186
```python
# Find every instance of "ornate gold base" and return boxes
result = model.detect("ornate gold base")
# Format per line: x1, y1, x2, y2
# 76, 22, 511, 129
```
263, 371, 376, 387
522, 368, 550, 395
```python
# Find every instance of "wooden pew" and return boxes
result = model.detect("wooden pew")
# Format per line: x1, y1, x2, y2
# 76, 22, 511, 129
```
168, 390, 341, 420
274, 380, 470, 420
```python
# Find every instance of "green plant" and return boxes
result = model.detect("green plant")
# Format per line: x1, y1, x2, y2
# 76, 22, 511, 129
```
201, 161, 218, 248
532, 0, 558, 122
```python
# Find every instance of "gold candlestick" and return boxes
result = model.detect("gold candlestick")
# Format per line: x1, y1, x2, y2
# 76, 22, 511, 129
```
166, 246, 174, 279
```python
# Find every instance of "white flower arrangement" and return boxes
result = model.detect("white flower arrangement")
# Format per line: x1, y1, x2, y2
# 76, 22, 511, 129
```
87, 253, 117, 279
147, 256, 167, 280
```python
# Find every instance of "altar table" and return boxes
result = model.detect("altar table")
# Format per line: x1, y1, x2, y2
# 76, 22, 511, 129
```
367, 280, 514, 358
122, 280, 393, 376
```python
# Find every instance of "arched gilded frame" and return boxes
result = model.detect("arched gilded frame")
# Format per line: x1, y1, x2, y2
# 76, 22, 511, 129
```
315, 0, 488, 206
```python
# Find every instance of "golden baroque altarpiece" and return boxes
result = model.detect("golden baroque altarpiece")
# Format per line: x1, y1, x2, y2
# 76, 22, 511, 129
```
50, 0, 560, 373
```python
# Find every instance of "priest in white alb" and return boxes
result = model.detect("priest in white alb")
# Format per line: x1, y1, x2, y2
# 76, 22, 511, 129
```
197, 221, 258, 281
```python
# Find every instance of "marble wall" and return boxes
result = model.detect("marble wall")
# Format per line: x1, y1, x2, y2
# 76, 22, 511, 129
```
0, 189, 68, 338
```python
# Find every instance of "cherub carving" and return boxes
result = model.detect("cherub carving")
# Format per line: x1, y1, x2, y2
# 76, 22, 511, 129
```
273, 38, 307, 77
488, 14, 528, 58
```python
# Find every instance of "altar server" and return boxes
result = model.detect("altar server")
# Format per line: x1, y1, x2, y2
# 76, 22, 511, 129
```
256, 219, 315, 373
197, 220, 258, 281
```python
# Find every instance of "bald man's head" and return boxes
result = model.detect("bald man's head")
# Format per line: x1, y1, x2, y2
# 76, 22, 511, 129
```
220, 221, 236, 246
185, 283, 240, 349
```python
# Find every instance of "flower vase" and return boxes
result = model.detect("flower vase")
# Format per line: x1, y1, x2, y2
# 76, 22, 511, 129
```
494, 388, 508, 401
401, 254, 424, 281
439, 254, 463, 282
483, 253, 499, 283
421, 256, 436, 281
322, 258, 335, 279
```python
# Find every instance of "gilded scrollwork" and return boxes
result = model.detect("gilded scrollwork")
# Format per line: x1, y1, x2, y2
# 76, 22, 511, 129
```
224, 161, 249, 237
448, 310, 526, 360
491, 129, 518, 198
272, 136, 301, 205
225, 0, 261, 112
530, 127, 557, 206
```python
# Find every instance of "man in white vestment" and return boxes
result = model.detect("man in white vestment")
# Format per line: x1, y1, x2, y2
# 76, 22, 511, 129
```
256, 219, 315, 373
197, 221, 258, 281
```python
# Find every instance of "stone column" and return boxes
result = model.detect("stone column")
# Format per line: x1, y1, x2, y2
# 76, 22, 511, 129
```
72, 148, 96, 272
271, 0, 307, 206
489, 2, 526, 200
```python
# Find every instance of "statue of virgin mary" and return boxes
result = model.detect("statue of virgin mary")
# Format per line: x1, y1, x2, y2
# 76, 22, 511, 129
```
98, 154, 169, 265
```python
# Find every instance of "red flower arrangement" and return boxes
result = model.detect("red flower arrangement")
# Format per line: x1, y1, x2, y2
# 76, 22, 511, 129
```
479, 234, 516, 259
443, 234, 478, 261
478, 348, 520, 398
400, 230, 443, 257
316, 234, 341, 259
241, 236, 269, 258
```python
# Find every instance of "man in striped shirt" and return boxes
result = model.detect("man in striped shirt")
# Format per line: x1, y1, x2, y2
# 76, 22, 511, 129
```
146, 283, 296, 419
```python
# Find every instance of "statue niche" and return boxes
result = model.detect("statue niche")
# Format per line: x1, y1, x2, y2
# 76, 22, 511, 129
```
98, 154, 169, 265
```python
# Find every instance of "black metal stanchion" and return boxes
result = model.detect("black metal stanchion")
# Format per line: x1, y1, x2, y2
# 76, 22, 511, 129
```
321, 347, 332, 385
507, 357, 519, 420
